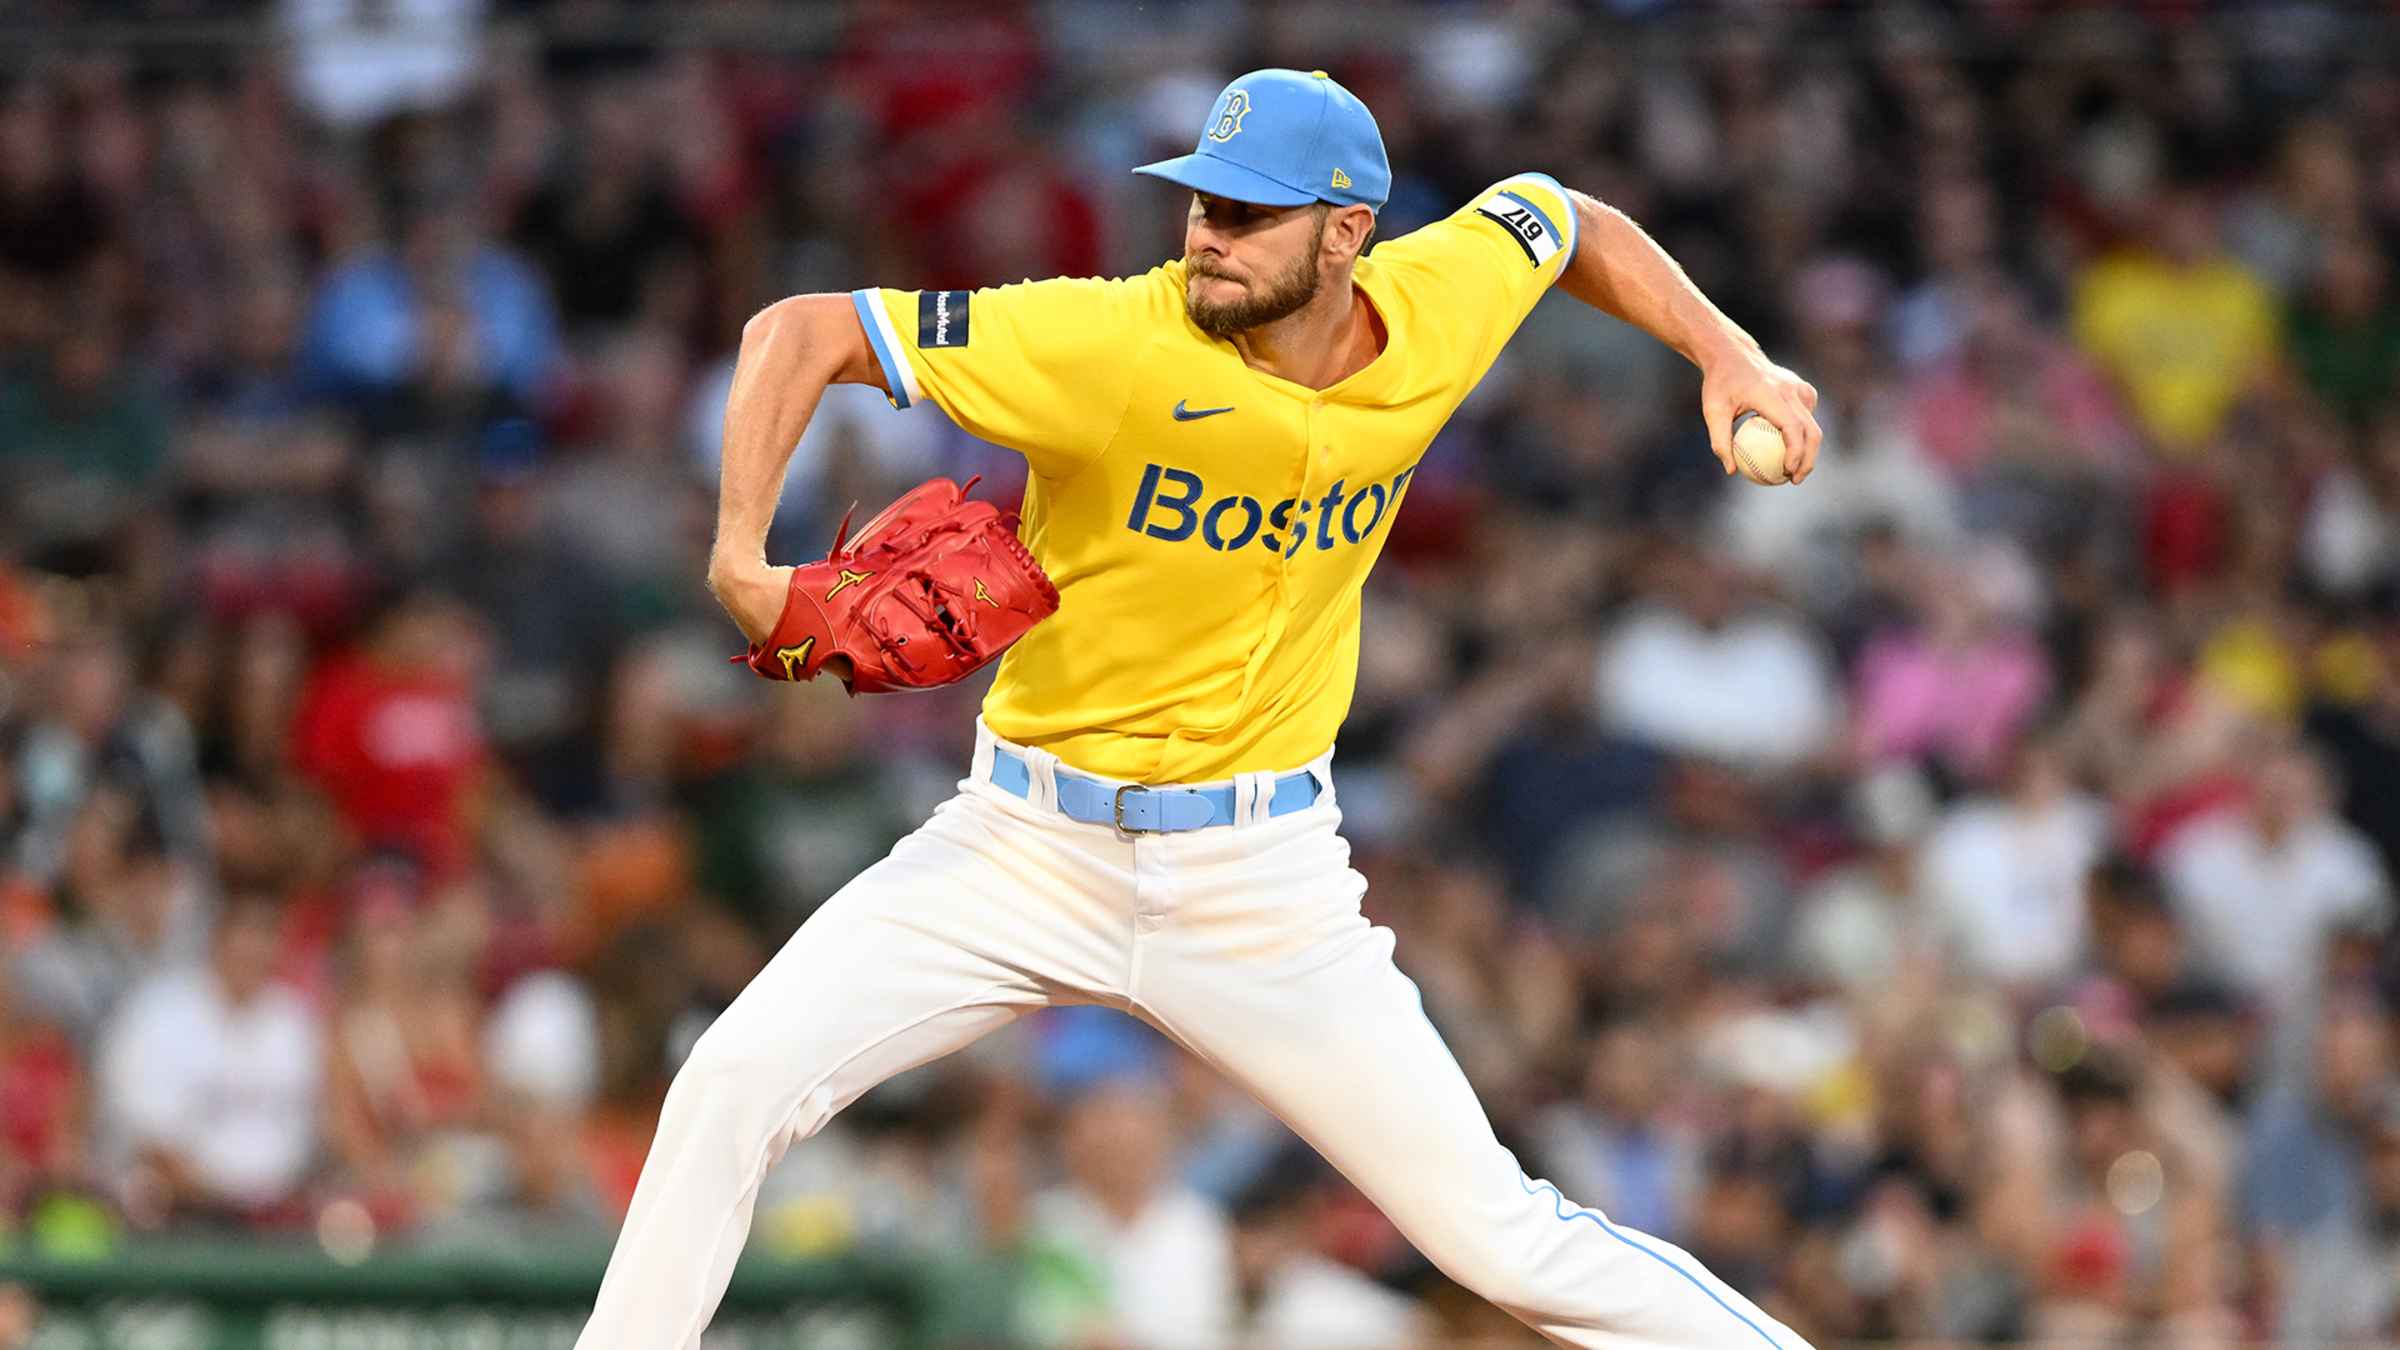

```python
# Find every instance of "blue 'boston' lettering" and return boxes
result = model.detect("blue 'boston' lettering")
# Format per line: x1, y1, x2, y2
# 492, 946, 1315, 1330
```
1314, 481, 1347, 551
1260, 498, 1295, 555
1126, 463, 1162, 531
1341, 482, 1387, 542
1127, 462, 1415, 554
1202, 496, 1263, 551
1127, 465, 1205, 541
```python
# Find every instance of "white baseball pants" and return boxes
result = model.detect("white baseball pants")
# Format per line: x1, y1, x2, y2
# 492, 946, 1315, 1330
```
575, 721, 1809, 1350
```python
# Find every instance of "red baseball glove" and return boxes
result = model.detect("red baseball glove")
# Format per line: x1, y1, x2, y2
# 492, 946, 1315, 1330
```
733, 476, 1059, 694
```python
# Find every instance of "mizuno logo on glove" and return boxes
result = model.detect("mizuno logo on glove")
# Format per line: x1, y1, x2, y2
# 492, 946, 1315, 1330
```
775, 639, 814, 679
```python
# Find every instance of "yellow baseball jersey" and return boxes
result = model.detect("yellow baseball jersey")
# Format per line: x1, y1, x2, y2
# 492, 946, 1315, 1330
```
850, 174, 1577, 782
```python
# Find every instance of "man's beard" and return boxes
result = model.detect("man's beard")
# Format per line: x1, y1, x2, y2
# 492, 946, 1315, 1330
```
1185, 219, 1324, 338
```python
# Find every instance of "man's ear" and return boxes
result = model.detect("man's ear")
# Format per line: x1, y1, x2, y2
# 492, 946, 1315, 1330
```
1325, 204, 1377, 264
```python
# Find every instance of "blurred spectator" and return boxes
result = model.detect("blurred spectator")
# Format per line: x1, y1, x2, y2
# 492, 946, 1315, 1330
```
1921, 732, 2109, 989
1681, 1135, 1802, 1320
302, 184, 560, 415
1595, 545, 1839, 771
2288, 228, 2400, 433
10, 633, 209, 888
416, 967, 612, 1251
282, 0, 487, 130
94, 890, 322, 1227
12, 796, 206, 1046
0, 961, 83, 1218
322, 875, 484, 1224
2056, 612, 2254, 853
1529, 1015, 1699, 1241
2242, 990, 2393, 1257
1889, 173, 2002, 373
0, 306, 170, 556
1910, 277, 2134, 482
1230, 1155, 1431, 1350
484, 968, 601, 1117
1995, 1047, 2238, 1340
690, 682, 915, 942
178, 266, 362, 630
1848, 550, 2052, 785
1028, 1079, 1238, 1350
198, 614, 316, 789
2306, 596, 2400, 873
2158, 744, 2391, 1024
1387, 855, 1575, 1103
2072, 188, 2280, 456
1788, 765, 1939, 997
2299, 412, 2400, 601
2078, 860, 2196, 1018
2276, 1082, 2400, 1343
290, 589, 489, 878
1717, 259, 1962, 606
532, 333, 707, 615
510, 73, 703, 337
414, 1088, 610, 1250
2226, 117, 2365, 301
0, 80, 110, 282
2144, 981, 2256, 1120
434, 442, 613, 752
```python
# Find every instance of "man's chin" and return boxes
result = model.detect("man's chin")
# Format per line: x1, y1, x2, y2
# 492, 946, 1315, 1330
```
1186, 294, 1246, 337
1188, 306, 1247, 339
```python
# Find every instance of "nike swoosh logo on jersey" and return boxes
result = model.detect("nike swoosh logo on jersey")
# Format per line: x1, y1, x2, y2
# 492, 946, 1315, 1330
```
1171, 400, 1235, 421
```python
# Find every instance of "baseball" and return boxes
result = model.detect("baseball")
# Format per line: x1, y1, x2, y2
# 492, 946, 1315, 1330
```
1731, 410, 1793, 486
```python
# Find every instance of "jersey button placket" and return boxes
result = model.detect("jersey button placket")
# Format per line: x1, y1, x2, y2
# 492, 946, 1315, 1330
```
1289, 397, 1324, 580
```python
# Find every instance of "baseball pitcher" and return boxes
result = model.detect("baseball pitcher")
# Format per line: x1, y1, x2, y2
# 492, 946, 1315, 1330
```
580, 69, 1823, 1349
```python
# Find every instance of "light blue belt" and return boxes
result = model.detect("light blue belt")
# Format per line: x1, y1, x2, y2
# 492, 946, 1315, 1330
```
987, 746, 1322, 833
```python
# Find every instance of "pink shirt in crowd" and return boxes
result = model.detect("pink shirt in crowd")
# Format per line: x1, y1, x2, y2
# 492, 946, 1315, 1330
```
1851, 631, 2052, 780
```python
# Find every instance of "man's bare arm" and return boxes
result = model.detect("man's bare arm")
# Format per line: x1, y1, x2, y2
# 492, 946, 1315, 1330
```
1557, 189, 1822, 482
705, 294, 888, 641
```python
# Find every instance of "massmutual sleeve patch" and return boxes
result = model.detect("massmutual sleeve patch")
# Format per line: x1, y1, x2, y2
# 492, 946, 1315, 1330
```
918, 289, 972, 348
1468, 175, 1573, 270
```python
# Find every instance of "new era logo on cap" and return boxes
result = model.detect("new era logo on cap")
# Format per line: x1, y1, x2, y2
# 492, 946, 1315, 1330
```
1132, 68, 1392, 213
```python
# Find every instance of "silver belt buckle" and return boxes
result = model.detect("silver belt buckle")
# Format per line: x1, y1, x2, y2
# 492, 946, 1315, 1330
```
1112, 783, 1141, 833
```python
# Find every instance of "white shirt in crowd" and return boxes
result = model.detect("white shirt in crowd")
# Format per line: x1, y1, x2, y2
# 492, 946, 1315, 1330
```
1596, 604, 1840, 768
281, 0, 486, 128
2159, 809, 2391, 1003
1031, 1183, 1238, 1350
1921, 793, 2109, 986
96, 968, 323, 1208
1247, 1252, 1431, 1349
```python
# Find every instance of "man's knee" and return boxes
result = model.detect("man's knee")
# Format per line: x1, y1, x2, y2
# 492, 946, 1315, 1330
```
663, 1015, 834, 1144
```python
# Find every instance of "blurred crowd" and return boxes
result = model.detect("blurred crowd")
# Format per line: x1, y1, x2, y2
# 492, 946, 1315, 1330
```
3, 0, 2400, 1345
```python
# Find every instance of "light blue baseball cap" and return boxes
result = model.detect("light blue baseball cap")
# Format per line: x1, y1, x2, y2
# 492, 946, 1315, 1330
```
1134, 69, 1390, 213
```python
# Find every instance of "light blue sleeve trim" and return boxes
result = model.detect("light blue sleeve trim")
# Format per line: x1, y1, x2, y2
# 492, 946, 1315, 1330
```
849, 288, 914, 411
1512, 172, 1578, 269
